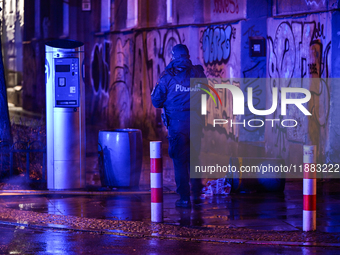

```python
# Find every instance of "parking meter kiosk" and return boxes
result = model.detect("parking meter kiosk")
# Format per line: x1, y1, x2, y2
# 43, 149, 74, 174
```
45, 39, 85, 190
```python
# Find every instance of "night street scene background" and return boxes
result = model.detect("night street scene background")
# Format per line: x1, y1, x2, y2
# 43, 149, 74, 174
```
1, 0, 340, 254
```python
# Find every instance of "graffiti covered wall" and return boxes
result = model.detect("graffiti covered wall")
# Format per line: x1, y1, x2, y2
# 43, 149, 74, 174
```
89, 28, 195, 140
266, 13, 332, 163
205, 0, 247, 23
198, 23, 242, 157
239, 18, 267, 143
87, 6, 337, 166
88, 23, 244, 147
273, 0, 338, 16
88, 19, 270, 162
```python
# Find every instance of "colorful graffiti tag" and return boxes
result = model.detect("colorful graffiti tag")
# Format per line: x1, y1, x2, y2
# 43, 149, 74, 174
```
267, 16, 331, 158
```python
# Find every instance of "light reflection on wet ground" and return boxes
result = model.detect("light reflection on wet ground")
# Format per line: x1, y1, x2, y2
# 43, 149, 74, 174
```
1, 181, 340, 232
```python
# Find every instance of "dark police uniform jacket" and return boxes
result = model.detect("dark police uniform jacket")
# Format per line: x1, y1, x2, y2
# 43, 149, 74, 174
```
151, 57, 206, 122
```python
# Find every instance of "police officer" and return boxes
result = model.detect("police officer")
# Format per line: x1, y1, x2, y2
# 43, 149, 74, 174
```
151, 44, 206, 208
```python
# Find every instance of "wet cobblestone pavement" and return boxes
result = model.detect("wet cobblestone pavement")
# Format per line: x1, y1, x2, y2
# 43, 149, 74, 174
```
0, 205, 340, 245
0, 180, 340, 246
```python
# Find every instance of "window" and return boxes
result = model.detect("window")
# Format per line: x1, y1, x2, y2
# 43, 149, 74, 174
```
110, 0, 115, 30
34, 0, 40, 38
127, 0, 138, 28
101, 0, 111, 31
167, 0, 172, 23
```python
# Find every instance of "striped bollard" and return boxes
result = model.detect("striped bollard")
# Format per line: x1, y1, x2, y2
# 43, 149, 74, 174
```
150, 141, 163, 222
303, 145, 317, 231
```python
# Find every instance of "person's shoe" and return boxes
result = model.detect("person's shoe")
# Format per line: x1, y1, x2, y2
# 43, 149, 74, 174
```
175, 199, 191, 208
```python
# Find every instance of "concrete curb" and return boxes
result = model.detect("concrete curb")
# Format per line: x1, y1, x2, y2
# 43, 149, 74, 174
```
1, 218, 340, 248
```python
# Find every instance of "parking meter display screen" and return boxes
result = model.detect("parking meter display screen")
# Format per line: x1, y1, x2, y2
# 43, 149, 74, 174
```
56, 65, 70, 72
54, 58, 79, 107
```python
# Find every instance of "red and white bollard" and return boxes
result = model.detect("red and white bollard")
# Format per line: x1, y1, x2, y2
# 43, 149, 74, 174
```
150, 141, 163, 222
303, 145, 317, 231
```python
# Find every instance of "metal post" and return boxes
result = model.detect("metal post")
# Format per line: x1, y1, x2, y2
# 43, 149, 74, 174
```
303, 145, 317, 231
150, 141, 163, 223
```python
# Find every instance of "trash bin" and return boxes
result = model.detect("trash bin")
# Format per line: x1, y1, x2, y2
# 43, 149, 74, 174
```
98, 129, 142, 188
226, 157, 286, 193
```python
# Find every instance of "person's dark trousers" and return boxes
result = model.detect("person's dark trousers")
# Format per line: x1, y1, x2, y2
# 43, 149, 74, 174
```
168, 119, 203, 201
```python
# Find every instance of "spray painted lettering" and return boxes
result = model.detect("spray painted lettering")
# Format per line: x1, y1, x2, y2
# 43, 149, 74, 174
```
202, 25, 234, 65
